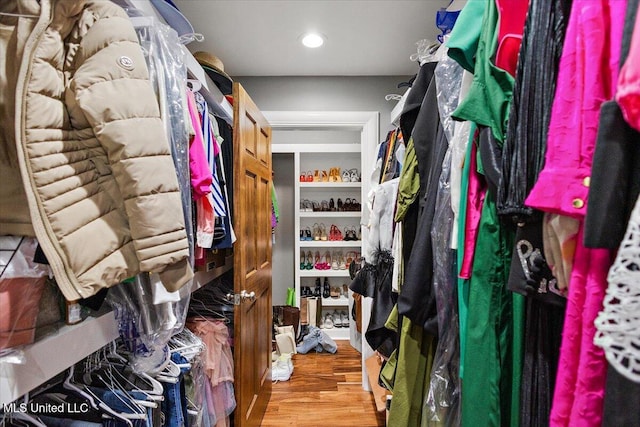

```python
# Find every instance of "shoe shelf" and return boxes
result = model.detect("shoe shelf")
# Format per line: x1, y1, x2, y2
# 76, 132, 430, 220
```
321, 296, 349, 307
300, 270, 351, 277
321, 326, 351, 340
300, 212, 361, 218
299, 240, 362, 247
300, 182, 362, 188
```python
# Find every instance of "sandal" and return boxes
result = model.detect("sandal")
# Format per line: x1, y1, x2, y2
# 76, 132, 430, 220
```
342, 284, 349, 297
330, 286, 340, 299
305, 171, 314, 182
312, 200, 321, 212
338, 252, 346, 270
313, 223, 321, 241
321, 170, 329, 182
331, 251, 339, 270
349, 168, 360, 182
342, 169, 351, 182
321, 200, 330, 212
304, 227, 312, 240
334, 167, 342, 182
314, 170, 321, 182
305, 251, 314, 269
345, 252, 355, 269
320, 224, 328, 241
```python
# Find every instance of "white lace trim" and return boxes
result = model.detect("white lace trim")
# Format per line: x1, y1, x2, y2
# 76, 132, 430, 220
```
594, 196, 640, 383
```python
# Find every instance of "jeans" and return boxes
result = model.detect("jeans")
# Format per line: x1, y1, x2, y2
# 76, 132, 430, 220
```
161, 353, 191, 427
88, 386, 149, 427
38, 416, 102, 427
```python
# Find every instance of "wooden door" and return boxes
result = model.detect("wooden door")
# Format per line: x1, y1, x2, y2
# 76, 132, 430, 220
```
232, 83, 272, 427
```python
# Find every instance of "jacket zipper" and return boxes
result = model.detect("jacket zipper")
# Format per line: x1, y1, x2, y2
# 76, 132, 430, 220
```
15, 0, 83, 300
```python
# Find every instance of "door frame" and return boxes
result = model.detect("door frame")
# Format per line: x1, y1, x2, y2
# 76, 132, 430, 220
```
263, 110, 378, 391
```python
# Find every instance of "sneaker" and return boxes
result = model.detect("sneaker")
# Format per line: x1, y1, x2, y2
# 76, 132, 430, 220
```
278, 353, 294, 374
272, 359, 292, 382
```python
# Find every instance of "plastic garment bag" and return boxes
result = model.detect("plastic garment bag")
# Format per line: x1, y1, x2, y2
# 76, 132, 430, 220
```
423, 44, 463, 426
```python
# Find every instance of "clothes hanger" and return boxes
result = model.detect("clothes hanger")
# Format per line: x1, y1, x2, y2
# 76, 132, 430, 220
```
0, 12, 39, 18
187, 79, 203, 92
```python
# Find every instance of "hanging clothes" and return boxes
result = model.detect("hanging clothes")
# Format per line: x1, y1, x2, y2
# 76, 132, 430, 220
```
524, 1, 627, 426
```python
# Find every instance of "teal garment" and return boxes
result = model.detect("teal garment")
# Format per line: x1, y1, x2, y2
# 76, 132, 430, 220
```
447, 0, 485, 73
461, 191, 524, 427
387, 317, 436, 427
451, 0, 515, 143
271, 183, 279, 222
456, 123, 475, 379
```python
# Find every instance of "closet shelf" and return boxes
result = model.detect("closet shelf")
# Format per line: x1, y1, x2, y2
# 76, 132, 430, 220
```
300, 182, 362, 188
0, 310, 119, 406
321, 296, 349, 307
321, 326, 351, 340
300, 270, 351, 278
299, 241, 362, 247
300, 212, 361, 218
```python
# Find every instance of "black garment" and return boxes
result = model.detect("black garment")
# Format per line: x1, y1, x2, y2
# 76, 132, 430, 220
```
508, 220, 566, 307
397, 72, 449, 336
520, 298, 564, 427
584, 101, 640, 248
399, 62, 436, 142
602, 365, 640, 427
215, 117, 234, 220
584, 0, 640, 248
349, 252, 397, 358
497, 0, 572, 220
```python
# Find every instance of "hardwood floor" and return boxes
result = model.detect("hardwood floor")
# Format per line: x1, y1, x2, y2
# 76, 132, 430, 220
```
261, 340, 386, 426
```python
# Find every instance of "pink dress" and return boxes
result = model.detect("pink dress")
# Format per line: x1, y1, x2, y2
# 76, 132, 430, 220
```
525, 1, 626, 426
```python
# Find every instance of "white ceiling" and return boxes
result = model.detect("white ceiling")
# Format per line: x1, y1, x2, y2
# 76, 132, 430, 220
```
173, 1, 450, 77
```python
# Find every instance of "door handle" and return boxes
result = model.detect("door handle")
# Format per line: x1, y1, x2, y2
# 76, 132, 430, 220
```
240, 290, 256, 302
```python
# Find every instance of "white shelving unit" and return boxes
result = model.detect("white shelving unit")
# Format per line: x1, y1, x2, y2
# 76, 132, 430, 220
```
294, 144, 365, 340
0, 311, 119, 405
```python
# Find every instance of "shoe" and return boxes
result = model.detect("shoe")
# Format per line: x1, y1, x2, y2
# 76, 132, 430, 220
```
338, 252, 346, 270
319, 224, 328, 241
302, 199, 313, 212
340, 311, 349, 327
305, 251, 313, 269
272, 358, 292, 382
321, 170, 329, 182
312, 200, 321, 212
323, 251, 332, 269
345, 252, 354, 269
313, 223, 321, 240
305, 171, 313, 182
342, 169, 351, 182
323, 313, 334, 329
314, 278, 321, 297
321, 200, 330, 212
299, 229, 304, 241
331, 252, 339, 270
304, 227, 312, 241
342, 284, 348, 297
323, 277, 331, 298
337, 198, 344, 211
333, 167, 342, 182
349, 168, 360, 182
313, 170, 321, 182
343, 198, 352, 211
330, 286, 340, 299
329, 198, 336, 211
333, 310, 343, 327
300, 251, 305, 270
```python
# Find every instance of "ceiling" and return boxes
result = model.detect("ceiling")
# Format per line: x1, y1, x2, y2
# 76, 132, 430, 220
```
173, 1, 451, 77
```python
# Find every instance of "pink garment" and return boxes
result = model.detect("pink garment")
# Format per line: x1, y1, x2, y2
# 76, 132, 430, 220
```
526, 0, 626, 219
196, 194, 215, 250
495, 0, 529, 76
460, 138, 487, 279
617, 5, 640, 131
187, 319, 234, 386
550, 225, 614, 427
187, 90, 213, 200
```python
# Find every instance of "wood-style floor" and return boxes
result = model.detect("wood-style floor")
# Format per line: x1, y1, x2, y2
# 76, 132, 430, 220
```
261, 340, 386, 426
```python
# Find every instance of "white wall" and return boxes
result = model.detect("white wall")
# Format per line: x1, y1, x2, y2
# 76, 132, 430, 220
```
272, 154, 295, 306
236, 75, 413, 137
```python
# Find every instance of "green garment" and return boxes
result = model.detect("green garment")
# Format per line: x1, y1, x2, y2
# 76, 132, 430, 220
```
387, 316, 437, 427
271, 183, 279, 222
446, 0, 485, 73
456, 123, 476, 379
395, 136, 420, 222
451, 0, 515, 143
461, 192, 524, 427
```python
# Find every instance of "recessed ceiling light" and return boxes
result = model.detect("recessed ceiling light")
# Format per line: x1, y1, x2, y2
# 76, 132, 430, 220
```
301, 33, 325, 48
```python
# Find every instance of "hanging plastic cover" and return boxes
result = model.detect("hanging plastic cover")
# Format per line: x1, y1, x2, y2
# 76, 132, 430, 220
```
104, 11, 194, 373
0, 237, 51, 363
423, 46, 464, 426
